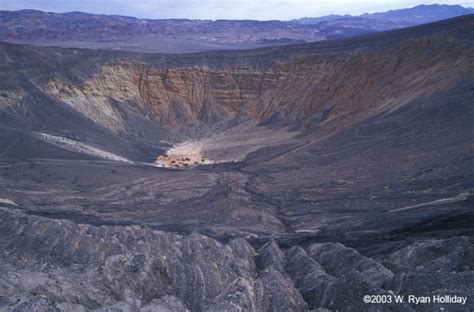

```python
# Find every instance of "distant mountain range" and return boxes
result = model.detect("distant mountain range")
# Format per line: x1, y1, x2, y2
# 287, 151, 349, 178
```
0, 4, 473, 53
293, 4, 474, 25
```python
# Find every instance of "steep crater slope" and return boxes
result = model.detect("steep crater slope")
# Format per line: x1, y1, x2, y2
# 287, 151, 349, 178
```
34, 16, 473, 166
0, 15, 472, 236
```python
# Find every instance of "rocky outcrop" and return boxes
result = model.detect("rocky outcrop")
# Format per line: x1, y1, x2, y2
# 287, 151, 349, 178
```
285, 246, 335, 309
307, 243, 394, 287
385, 236, 473, 273
2, 208, 474, 311
0, 208, 255, 311
0, 208, 309, 311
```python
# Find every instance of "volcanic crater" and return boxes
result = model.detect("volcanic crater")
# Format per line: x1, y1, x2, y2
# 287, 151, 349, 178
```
0, 15, 473, 311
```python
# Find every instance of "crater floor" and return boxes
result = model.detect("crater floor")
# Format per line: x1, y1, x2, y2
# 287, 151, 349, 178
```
156, 122, 299, 169
156, 141, 213, 169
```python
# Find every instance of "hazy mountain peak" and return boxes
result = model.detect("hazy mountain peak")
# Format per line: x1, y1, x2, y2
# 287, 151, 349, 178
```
361, 3, 474, 24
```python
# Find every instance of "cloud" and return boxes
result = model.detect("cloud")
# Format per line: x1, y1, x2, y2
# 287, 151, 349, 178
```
1, 0, 473, 20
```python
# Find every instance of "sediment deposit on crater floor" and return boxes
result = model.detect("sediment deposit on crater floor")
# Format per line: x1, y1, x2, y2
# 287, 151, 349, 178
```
0, 15, 473, 311
156, 141, 213, 169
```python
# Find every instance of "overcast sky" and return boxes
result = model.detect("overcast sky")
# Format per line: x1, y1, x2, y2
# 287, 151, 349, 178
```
1, 0, 473, 20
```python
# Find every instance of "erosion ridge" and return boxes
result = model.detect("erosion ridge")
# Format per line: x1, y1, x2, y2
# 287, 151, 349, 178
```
0, 15, 473, 311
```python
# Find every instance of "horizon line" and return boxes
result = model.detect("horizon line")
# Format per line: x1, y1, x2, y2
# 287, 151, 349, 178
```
2, 3, 473, 22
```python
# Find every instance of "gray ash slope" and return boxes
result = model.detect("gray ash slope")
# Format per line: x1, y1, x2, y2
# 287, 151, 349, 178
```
0, 15, 474, 311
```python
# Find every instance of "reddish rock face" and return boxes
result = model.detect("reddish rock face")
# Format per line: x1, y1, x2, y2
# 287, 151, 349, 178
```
44, 33, 473, 138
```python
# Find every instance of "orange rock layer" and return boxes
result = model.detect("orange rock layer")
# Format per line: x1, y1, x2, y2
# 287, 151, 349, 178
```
44, 35, 474, 137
